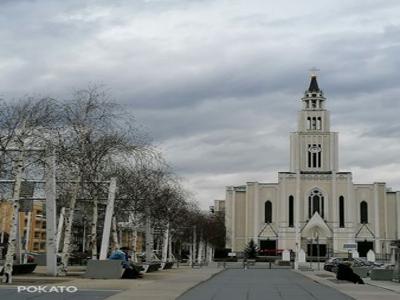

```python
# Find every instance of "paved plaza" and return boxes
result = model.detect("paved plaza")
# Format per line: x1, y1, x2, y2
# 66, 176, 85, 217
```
0, 265, 222, 300
1, 266, 400, 300
179, 269, 353, 300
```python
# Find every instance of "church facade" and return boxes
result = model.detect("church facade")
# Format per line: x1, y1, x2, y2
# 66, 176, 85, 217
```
225, 75, 400, 257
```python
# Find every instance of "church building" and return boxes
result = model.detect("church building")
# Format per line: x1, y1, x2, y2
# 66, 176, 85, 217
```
224, 74, 400, 257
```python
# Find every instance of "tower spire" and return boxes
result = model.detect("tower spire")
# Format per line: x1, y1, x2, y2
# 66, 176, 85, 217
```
308, 67, 320, 92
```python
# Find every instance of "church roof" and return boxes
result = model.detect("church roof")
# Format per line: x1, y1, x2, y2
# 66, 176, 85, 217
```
308, 75, 320, 92
302, 212, 332, 238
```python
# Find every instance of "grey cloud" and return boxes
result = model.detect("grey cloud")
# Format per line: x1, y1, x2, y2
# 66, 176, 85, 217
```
1, 0, 400, 207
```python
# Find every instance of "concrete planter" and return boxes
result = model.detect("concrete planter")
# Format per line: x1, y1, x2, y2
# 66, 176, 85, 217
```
369, 269, 393, 281
352, 267, 370, 278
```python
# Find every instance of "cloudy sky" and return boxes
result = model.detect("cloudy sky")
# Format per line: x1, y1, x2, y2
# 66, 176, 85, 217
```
1, 0, 400, 209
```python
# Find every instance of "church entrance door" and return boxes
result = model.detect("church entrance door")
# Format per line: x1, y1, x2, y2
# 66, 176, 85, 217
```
259, 240, 277, 255
357, 241, 374, 257
307, 244, 326, 257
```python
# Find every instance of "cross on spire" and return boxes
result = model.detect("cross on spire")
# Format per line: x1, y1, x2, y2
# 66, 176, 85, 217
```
309, 67, 320, 77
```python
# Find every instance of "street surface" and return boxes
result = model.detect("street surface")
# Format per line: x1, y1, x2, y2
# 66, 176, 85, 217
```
178, 269, 353, 300
0, 287, 118, 300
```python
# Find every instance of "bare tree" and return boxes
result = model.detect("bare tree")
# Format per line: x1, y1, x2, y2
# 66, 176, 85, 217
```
0, 98, 56, 283
53, 86, 151, 274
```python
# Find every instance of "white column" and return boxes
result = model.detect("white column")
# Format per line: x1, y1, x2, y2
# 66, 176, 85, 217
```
383, 188, 388, 254
347, 175, 355, 245
99, 177, 117, 260
253, 183, 259, 240
45, 153, 57, 276
294, 171, 301, 269
397, 192, 400, 240
373, 183, 381, 253
244, 186, 249, 245
280, 176, 286, 250
231, 189, 236, 251
332, 172, 337, 251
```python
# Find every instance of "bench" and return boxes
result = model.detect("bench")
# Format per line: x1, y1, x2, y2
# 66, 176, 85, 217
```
142, 262, 161, 273
298, 263, 313, 271
85, 260, 143, 279
246, 259, 256, 266
84, 260, 125, 279
369, 269, 394, 281
276, 260, 291, 266
161, 262, 174, 270
0, 263, 37, 275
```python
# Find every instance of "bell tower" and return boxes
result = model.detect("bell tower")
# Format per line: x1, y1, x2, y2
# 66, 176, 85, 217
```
290, 72, 338, 173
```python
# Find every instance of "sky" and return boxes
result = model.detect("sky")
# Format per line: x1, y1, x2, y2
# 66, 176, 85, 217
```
1, 0, 400, 209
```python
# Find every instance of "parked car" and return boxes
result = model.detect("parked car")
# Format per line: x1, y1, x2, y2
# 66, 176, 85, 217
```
258, 249, 285, 256
324, 257, 351, 273
351, 257, 383, 268
10, 253, 36, 263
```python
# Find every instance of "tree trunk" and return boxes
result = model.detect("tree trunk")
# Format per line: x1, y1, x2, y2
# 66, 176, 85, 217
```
90, 197, 98, 259
59, 180, 79, 276
207, 245, 213, 263
131, 229, 138, 262
192, 226, 196, 266
56, 207, 65, 253
161, 223, 169, 263
2, 148, 25, 284
111, 216, 120, 250
168, 233, 173, 261
23, 212, 32, 264
145, 206, 153, 262
197, 232, 204, 264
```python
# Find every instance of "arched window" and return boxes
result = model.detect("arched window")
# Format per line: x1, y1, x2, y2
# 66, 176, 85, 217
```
308, 144, 322, 168
317, 117, 321, 130
360, 201, 368, 224
288, 196, 294, 227
307, 117, 311, 130
308, 189, 324, 218
339, 196, 345, 228
311, 117, 317, 129
265, 201, 272, 223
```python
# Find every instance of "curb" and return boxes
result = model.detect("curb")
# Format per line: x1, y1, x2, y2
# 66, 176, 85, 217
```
365, 281, 400, 295
292, 269, 356, 300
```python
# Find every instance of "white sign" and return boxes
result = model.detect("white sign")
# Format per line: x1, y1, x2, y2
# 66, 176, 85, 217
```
282, 250, 290, 261
298, 249, 306, 263
367, 250, 375, 262
228, 252, 236, 257
351, 250, 359, 258
343, 243, 357, 250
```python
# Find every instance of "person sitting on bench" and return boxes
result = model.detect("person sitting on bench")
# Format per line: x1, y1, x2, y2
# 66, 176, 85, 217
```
109, 248, 142, 279
336, 263, 364, 284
